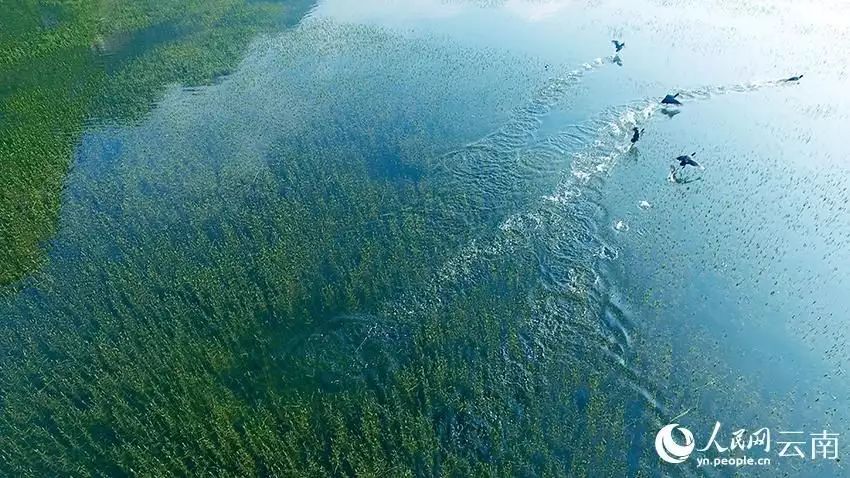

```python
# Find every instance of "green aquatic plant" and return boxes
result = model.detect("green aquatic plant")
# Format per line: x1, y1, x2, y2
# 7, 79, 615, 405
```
0, 9, 804, 477
0, 47, 648, 471
0, 0, 315, 286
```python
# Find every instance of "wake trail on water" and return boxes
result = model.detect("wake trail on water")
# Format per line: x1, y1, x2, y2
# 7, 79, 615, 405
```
402, 75, 788, 320
343, 75, 790, 430
272, 55, 620, 387
424, 55, 619, 236
282, 71, 796, 476
466, 56, 617, 151
503, 77, 793, 412
434, 54, 617, 167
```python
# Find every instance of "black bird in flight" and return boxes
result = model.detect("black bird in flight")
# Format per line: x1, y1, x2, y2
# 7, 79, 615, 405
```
675, 152, 703, 170
631, 127, 645, 145
661, 93, 683, 105
612, 40, 625, 52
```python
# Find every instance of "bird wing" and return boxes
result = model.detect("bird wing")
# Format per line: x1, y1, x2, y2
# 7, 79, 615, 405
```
687, 158, 704, 169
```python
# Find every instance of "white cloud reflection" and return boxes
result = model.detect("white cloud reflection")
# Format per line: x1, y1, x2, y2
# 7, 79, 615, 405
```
502, 0, 572, 22
313, 0, 574, 24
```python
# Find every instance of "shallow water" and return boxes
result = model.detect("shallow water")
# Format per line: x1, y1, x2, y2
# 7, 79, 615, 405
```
2, 0, 849, 476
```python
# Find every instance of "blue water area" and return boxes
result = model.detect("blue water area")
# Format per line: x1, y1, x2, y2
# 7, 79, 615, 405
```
2, 0, 849, 476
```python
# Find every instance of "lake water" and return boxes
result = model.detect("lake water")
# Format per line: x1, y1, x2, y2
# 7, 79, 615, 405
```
2, 0, 849, 476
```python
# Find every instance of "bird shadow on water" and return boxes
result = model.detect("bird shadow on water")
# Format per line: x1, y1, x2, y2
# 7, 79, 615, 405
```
671, 176, 703, 185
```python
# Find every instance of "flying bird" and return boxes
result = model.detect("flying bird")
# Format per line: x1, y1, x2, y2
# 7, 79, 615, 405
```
612, 40, 625, 52
675, 152, 703, 170
661, 93, 683, 105
630, 127, 645, 145
783, 74, 804, 82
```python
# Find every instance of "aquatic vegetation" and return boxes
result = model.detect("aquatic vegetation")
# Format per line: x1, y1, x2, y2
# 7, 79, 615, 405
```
0, 15, 653, 473
0, 0, 315, 286
3, 1, 848, 476
0, 108, 638, 475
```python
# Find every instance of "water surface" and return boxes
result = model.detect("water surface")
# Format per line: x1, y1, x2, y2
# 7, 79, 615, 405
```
2, 0, 849, 476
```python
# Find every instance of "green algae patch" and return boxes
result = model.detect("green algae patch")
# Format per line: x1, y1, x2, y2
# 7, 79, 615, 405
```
0, 0, 314, 286
0, 19, 648, 474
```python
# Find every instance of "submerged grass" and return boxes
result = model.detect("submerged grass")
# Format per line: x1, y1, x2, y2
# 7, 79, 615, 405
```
2, 5, 664, 476
0, 0, 314, 286
0, 147, 640, 474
